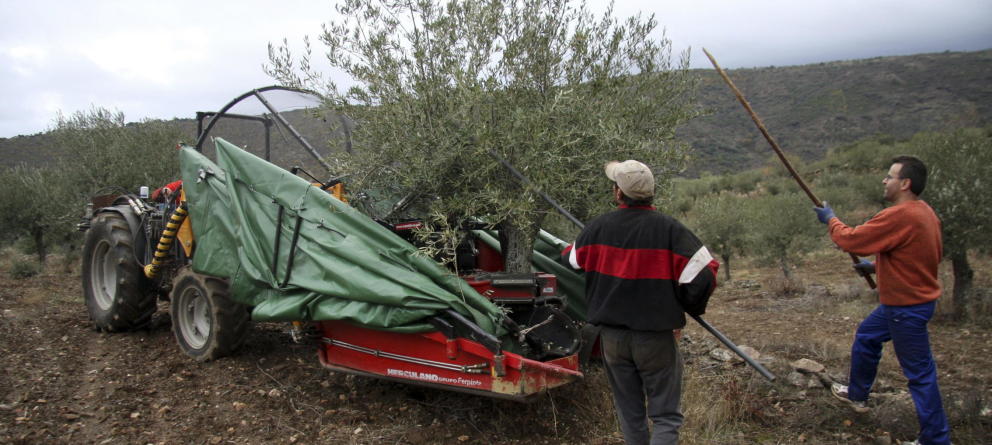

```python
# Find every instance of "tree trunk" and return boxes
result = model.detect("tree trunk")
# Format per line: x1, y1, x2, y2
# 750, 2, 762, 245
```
500, 218, 542, 274
32, 225, 47, 264
779, 257, 791, 280
721, 254, 731, 282
950, 249, 974, 319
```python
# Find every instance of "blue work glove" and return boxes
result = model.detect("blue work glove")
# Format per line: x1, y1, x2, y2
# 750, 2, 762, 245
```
813, 201, 835, 224
853, 258, 876, 275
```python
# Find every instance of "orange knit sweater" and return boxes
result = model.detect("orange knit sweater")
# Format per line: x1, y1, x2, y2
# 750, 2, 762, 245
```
827, 200, 942, 306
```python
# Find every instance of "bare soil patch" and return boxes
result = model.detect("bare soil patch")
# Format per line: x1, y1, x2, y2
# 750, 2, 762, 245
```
0, 252, 989, 444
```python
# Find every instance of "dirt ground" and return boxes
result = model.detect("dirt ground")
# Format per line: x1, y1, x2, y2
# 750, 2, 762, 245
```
1, 251, 990, 444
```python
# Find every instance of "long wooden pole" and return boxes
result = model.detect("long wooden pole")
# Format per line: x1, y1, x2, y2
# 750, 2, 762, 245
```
702, 48, 876, 290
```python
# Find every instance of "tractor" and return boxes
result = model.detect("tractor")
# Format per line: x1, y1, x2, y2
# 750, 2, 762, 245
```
79, 86, 585, 400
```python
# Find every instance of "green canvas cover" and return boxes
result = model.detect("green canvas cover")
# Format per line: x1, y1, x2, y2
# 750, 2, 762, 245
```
178, 138, 505, 335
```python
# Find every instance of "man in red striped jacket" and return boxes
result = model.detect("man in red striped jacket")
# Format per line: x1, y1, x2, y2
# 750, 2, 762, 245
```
564, 160, 719, 445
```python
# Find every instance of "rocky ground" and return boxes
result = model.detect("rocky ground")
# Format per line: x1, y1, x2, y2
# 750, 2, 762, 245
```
0, 251, 989, 444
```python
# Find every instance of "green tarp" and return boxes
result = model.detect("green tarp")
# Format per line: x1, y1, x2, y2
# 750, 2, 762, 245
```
179, 138, 505, 335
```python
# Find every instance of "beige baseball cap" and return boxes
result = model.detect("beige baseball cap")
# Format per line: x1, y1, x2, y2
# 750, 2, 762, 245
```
605, 160, 654, 199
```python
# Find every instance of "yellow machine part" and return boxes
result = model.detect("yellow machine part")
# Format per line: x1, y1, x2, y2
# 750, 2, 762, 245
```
314, 182, 347, 202
177, 189, 194, 257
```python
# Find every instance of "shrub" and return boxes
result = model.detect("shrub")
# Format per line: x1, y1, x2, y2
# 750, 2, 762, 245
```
9, 258, 42, 279
762, 275, 807, 298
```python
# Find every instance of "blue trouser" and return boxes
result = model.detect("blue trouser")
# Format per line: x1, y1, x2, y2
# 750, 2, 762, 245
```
848, 301, 950, 445
600, 327, 683, 445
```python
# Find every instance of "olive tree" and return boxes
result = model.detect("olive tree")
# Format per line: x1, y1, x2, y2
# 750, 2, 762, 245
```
687, 192, 747, 282
0, 108, 184, 261
916, 128, 992, 317
51, 107, 181, 196
266, 0, 698, 272
745, 192, 821, 279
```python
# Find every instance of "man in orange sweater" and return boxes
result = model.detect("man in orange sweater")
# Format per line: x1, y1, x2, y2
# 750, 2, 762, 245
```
813, 155, 950, 445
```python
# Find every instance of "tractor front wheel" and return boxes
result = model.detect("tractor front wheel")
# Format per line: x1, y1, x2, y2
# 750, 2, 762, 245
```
81, 211, 155, 331
170, 268, 249, 361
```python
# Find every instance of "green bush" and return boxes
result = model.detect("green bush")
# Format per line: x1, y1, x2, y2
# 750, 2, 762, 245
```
9, 258, 42, 279
13, 236, 38, 256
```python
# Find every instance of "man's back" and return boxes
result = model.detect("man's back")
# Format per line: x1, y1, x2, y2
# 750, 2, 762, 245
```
572, 206, 716, 330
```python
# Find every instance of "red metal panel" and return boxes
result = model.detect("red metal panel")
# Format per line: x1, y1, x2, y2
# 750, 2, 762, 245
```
317, 321, 581, 399
475, 239, 504, 271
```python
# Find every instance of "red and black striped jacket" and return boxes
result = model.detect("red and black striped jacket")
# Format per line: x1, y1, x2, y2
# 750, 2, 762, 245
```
564, 205, 718, 331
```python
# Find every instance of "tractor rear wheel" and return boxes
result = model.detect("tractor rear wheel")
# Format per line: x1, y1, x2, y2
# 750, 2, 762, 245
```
81, 211, 156, 331
170, 268, 249, 361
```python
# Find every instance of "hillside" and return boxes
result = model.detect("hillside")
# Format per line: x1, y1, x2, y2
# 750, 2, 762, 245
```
683, 49, 992, 173
1, 49, 990, 174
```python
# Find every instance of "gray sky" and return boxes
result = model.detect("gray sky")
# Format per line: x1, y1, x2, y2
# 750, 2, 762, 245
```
1, 0, 990, 138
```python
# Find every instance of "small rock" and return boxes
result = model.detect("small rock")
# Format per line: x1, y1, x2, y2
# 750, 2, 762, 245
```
709, 348, 735, 362
797, 433, 807, 442
209, 437, 222, 445
842, 419, 853, 427
787, 371, 807, 388
458, 435, 470, 442
874, 433, 892, 445
353, 427, 363, 435
130, 412, 140, 419
232, 402, 247, 410
268, 389, 282, 398
790, 358, 825, 374
157, 406, 171, 416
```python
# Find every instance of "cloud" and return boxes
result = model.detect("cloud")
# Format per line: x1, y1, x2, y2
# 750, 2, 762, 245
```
76, 28, 209, 86
4, 45, 49, 77
0, 0, 990, 138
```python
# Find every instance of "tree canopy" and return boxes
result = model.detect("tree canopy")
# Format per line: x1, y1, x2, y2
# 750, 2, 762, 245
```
0, 107, 182, 262
266, 0, 699, 271
915, 128, 992, 316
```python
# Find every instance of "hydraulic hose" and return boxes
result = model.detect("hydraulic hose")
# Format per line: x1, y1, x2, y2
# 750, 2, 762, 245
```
144, 202, 188, 279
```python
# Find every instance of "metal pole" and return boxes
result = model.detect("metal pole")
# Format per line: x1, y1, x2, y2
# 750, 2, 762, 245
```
252, 89, 333, 173
485, 149, 584, 228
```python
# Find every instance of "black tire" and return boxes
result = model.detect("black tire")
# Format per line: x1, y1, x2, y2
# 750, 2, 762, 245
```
170, 268, 250, 361
81, 211, 156, 331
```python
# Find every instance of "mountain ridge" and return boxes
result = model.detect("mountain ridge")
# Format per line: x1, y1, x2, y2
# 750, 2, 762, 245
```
2, 49, 990, 175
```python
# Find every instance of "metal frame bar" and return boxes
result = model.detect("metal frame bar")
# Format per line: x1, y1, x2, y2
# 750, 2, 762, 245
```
322, 338, 488, 374
193, 85, 330, 171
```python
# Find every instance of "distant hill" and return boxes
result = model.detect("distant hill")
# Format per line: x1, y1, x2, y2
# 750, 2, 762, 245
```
0, 110, 350, 177
682, 49, 992, 174
2, 50, 990, 175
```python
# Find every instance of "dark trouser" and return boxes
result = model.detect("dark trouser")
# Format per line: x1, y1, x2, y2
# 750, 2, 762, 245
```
600, 327, 683, 445
848, 301, 950, 445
